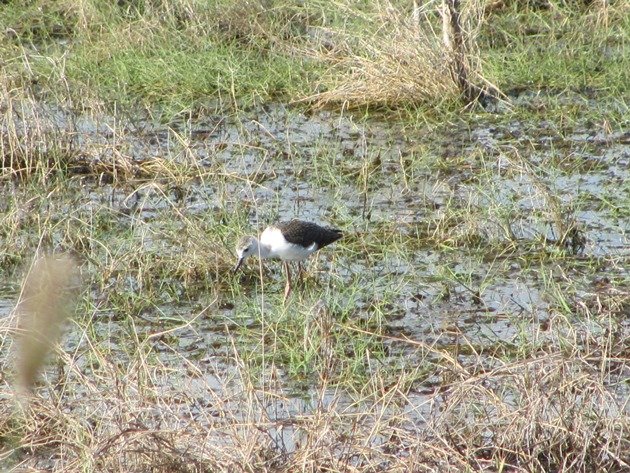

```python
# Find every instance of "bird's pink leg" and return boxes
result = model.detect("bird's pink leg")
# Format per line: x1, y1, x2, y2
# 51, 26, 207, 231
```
283, 262, 292, 301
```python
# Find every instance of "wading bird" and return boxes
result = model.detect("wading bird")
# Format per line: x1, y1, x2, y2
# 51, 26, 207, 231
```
234, 219, 342, 299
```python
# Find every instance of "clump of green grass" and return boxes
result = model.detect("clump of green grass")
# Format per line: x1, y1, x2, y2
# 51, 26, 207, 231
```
0, 87, 76, 181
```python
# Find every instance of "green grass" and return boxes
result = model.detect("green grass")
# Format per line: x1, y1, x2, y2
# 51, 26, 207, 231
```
1, 0, 626, 116
1, 0, 321, 113
484, 9, 628, 89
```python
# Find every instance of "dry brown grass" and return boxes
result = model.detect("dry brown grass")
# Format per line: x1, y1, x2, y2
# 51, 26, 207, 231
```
300, 0, 494, 109
0, 83, 218, 183
14, 255, 79, 394
1, 284, 627, 472
0, 84, 75, 181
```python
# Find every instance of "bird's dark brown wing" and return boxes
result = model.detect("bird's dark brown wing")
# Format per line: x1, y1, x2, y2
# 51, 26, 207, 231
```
277, 220, 342, 250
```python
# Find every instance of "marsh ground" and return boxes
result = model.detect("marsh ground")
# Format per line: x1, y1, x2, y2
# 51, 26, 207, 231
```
0, 1, 628, 471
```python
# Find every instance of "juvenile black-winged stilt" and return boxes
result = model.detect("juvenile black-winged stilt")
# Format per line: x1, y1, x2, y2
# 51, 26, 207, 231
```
234, 219, 342, 299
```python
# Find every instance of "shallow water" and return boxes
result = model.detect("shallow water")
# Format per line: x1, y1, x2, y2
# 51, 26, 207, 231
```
1, 97, 628, 452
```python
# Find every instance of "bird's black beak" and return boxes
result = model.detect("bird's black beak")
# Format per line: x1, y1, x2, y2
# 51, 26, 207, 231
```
233, 257, 244, 273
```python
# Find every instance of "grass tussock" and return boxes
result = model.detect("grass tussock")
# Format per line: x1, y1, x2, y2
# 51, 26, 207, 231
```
300, 1, 484, 109
433, 355, 628, 471
0, 85, 76, 181
0, 83, 226, 183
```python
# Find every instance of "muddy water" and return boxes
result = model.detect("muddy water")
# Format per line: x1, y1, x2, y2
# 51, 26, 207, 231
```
1, 99, 628, 450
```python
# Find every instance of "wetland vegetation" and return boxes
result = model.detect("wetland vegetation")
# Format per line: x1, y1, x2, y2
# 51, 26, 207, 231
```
0, 0, 628, 471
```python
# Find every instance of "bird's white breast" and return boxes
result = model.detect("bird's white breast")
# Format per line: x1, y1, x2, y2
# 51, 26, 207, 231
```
260, 227, 316, 261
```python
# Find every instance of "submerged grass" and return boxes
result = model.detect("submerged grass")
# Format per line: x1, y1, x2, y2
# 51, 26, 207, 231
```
0, 98, 627, 469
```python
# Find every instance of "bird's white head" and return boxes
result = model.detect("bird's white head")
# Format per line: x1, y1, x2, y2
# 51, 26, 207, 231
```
233, 235, 259, 272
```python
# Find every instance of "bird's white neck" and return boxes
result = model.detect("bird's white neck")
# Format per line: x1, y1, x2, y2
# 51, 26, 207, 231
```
253, 238, 272, 259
